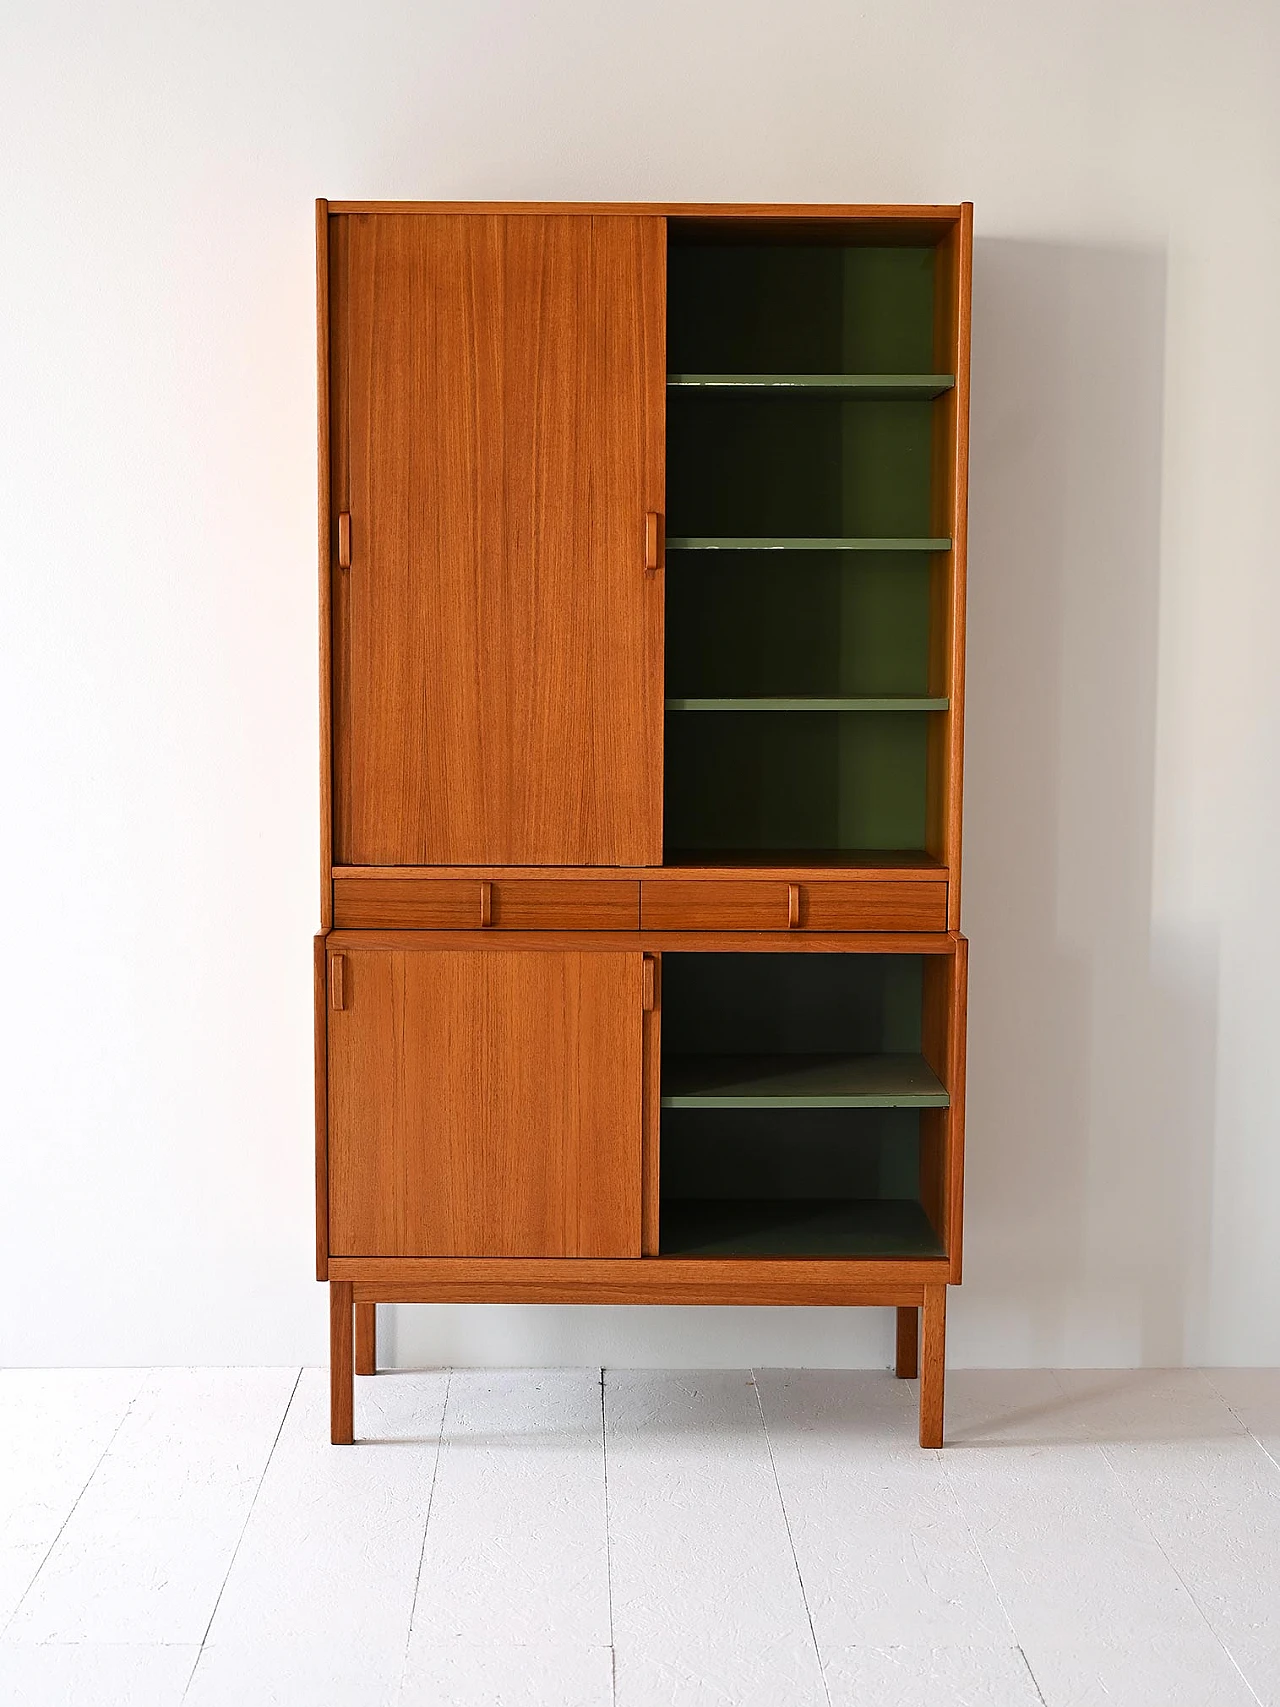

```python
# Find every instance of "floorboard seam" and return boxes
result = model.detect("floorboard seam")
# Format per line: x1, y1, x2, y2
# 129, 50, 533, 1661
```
751, 1370, 832, 1707
1052, 1371, 1267, 1707
1017, 1644, 1050, 1704
179, 1366, 302, 1702
397, 1366, 452, 1700
0, 1367, 150, 1643
1204, 1372, 1280, 1481
600, 1368, 617, 1707
935, 1444, 1023, 1654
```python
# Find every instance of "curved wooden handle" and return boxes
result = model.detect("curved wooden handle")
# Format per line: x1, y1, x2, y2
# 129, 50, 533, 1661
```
644, 512, 661, 573
787, 884, 801, 929
479, 881, 493, 927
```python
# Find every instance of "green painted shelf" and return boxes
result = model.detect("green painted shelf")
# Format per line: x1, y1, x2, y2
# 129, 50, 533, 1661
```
662, 1053, 949, 1109
668, 372, 955, 398
659, 1198, 944, 1259
665, 696, 949, 713
666, 536, 952, 552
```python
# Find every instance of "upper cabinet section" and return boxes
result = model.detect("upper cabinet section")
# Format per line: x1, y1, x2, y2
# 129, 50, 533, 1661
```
324, 211, 665, 866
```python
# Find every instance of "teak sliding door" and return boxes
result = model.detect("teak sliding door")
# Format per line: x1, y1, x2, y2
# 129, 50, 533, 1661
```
327, 945, 645, 1257
328, 211, 665, 867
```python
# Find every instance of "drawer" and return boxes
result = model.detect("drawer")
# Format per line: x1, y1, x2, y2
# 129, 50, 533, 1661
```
640, 879, 947, 932
332, 877, 640, 930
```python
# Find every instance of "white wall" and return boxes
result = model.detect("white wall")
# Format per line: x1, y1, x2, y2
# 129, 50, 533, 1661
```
3, 0, 1278, 1369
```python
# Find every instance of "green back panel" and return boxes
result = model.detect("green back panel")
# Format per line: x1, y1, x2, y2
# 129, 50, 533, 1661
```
661, 952, 924, 1054
667, 396, 932, 538
664, 708, 929, 851
661, 1107, 921, 1200
667, 397, 932, 536
667, 245, 936, 373
666, 551, 930, 697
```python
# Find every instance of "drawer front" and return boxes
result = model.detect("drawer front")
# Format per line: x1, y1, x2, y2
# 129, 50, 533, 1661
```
640, 879, 947, 932
333, 877, 640, 931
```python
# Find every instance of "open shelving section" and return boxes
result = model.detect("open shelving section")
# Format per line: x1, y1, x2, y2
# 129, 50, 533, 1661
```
663, 222, 966, 875
658, 952, 954, 1259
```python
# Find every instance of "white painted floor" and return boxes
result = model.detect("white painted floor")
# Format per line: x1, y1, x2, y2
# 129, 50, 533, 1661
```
2, 1368, 1279, 1705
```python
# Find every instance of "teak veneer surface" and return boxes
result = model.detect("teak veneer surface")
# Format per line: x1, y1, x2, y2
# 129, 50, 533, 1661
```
328, 1255, 945, 1306
327, 946, 643, 1257
333, 876, 639, 930
331, 212, 664, 866
326, 929, 964, 956
640, 878, 946, 932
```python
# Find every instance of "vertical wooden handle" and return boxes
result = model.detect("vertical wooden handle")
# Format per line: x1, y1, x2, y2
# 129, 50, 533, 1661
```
644, 512, 661, 573
337, 512, 351, 569
787, 884, 801, 929
479, 880, 493, 927
329, 953, 345, 1010
642, 955, 656, 1011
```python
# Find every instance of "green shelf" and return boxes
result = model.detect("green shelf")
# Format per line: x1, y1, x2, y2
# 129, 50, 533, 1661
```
668, 373, 955, 399
665, 696, 949, 713
662, 1053, 948, 1109
659, 1198, 944, 1258
666, 537, 952, 553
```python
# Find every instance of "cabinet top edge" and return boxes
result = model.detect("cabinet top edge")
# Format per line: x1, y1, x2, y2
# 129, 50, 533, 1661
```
322, 199, 968, 220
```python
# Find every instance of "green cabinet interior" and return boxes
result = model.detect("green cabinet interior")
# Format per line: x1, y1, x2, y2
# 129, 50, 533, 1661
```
659, 953, 945, 1258
663, 235, 952, 859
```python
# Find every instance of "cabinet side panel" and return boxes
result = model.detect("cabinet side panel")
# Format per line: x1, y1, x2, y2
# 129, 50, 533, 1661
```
945, 934, 968, 1278
314, 932, 330, 1278
925, 208, 971, 927
317, 202, 332, 928
337, 212, 664, 865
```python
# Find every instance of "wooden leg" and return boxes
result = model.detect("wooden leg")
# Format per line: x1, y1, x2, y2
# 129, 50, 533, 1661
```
895, 1306, 919, 1379
330, 1280, 354, 1445
355, 1302, 377, 1376
919, 1283, 947, 1449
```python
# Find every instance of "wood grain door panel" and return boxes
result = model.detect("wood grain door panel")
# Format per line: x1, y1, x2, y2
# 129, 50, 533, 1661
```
327, 946, 643, 1257
332, 212, 664, 866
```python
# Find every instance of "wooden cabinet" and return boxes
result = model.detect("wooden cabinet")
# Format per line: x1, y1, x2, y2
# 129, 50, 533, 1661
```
317, 200, 972, 1450
326, 944, 644, 1258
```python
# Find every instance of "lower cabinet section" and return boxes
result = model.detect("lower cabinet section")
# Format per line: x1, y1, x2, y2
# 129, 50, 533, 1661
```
321, 930, 964, 1270
326, 944, 645, 1257
318, 928, 965, 1449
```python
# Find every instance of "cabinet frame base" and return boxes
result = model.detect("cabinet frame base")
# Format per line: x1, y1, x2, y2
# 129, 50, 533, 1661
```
327, 1270, 949, 1450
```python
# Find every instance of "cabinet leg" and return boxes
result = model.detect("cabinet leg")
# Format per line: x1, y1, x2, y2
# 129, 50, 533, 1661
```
919, 1283, 947, 1448
355, 1302, 377, 1376
895, 1306, 919, 1379
330, 1281, 354, 1445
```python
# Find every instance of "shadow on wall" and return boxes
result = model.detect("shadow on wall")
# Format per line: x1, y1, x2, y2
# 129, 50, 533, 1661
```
384, 236, 1220, 1374
959, 237, 1219, 1367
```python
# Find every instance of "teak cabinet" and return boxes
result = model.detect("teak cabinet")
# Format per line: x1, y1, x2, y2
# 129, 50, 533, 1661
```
316, 199, 972, 1448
